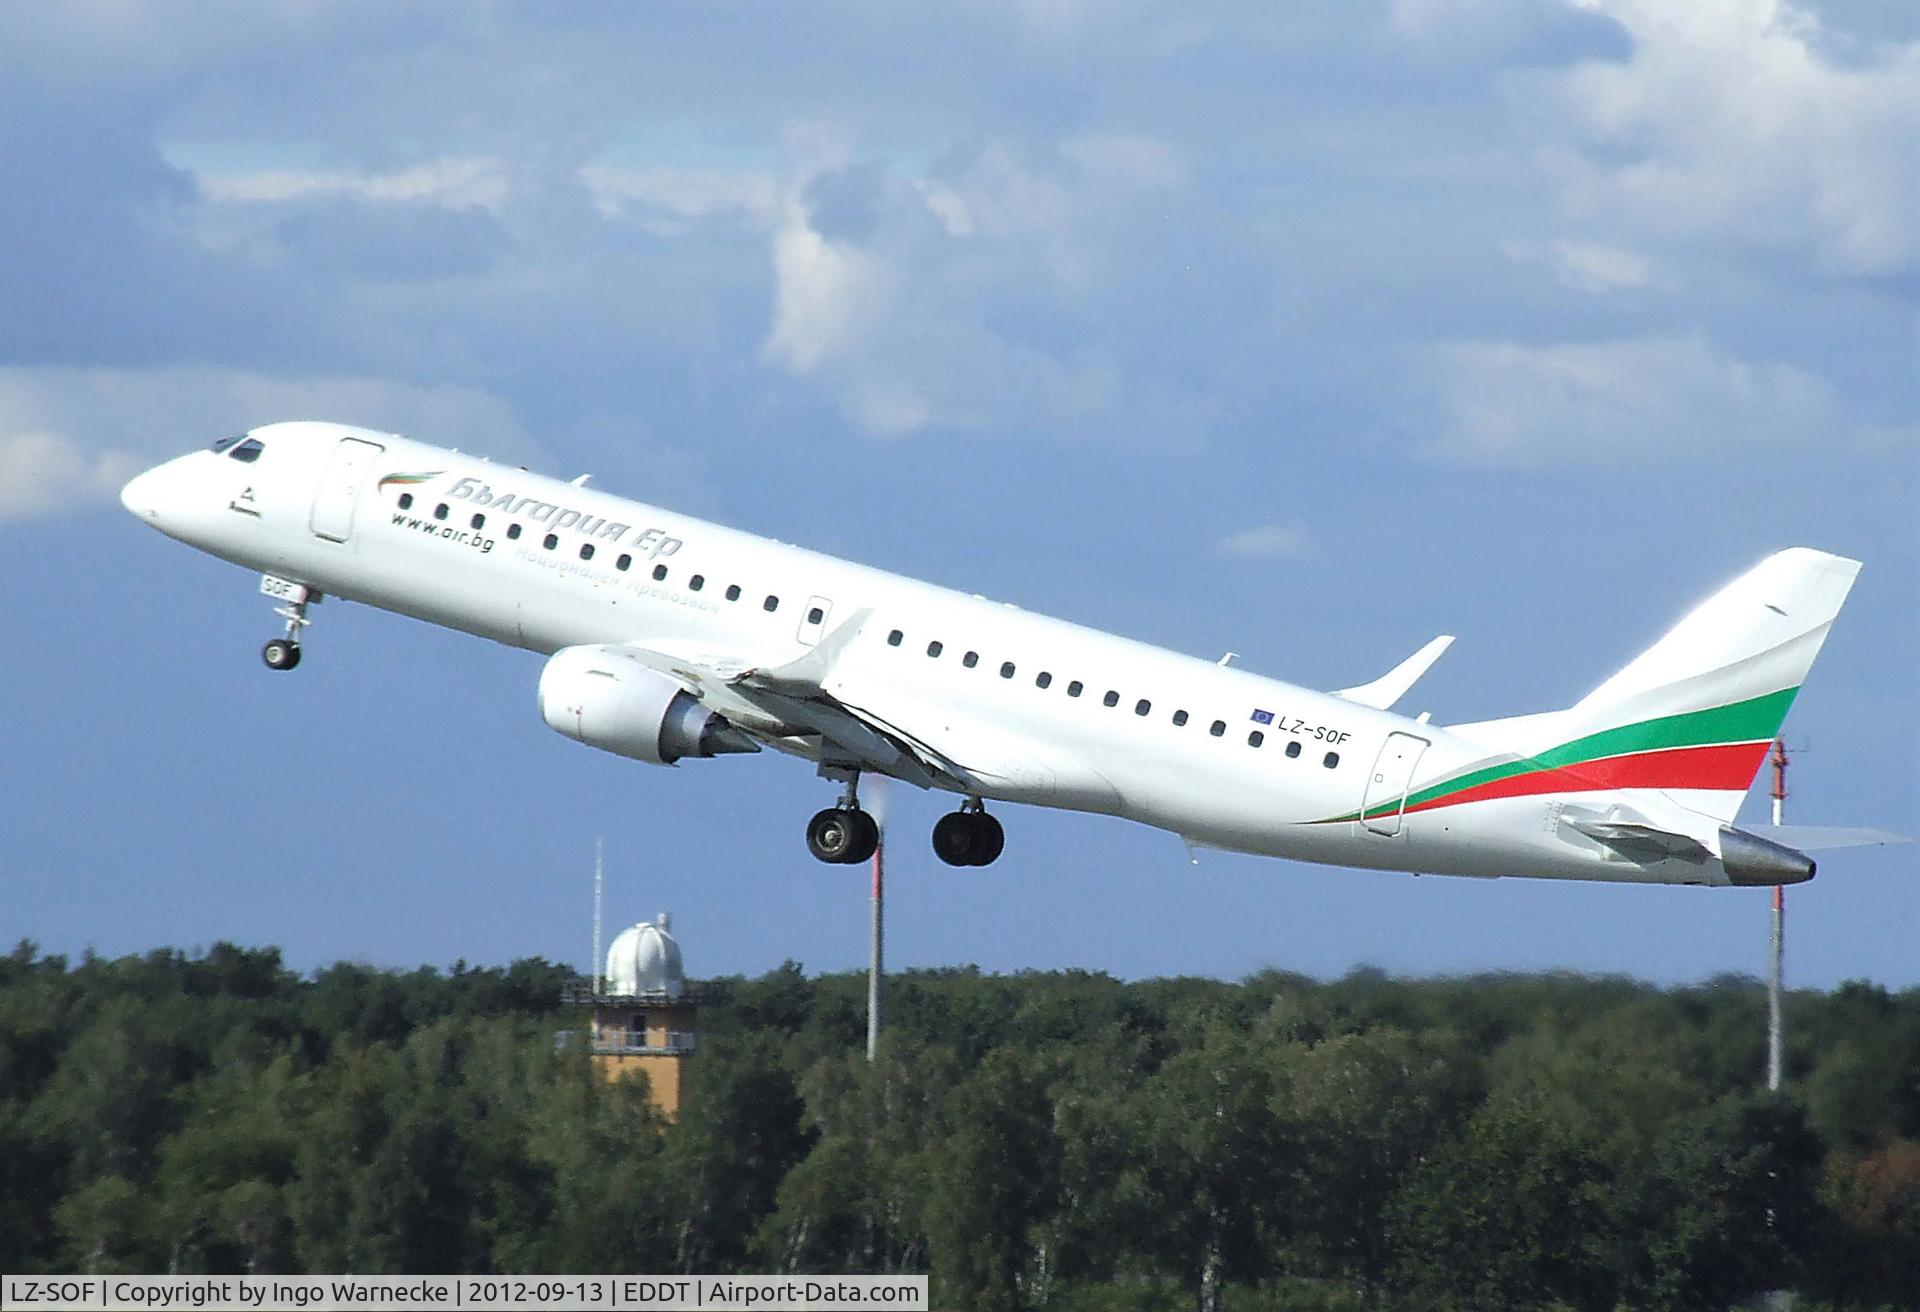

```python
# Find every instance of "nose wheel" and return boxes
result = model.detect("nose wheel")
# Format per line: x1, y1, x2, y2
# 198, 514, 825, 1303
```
262, 638, 302, 671
933, 804, 1004, 867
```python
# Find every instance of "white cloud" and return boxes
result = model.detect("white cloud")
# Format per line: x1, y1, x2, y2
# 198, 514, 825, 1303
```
1059, 133, 1186, 191
1542, 0, 1919, 275
0, 366, 542, 518
578, 165, 780, 228
852, 383, 932, 439
195, 157, 513, 212
763, 202, 896, 377
1417, 333, 1867, 468
1554, 240, 1652, 293
0, 431, 143, 521
757, 134, 1193, 438
1214, 521, 1312, 558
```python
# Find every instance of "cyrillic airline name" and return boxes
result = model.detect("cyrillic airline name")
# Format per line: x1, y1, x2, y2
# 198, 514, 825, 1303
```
445, 476, 682, 558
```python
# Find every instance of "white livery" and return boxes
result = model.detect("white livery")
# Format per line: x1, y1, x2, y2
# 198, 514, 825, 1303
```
122, 421, 1899, 883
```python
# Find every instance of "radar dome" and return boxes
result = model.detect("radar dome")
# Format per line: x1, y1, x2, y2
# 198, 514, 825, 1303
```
605, 913, 684, 998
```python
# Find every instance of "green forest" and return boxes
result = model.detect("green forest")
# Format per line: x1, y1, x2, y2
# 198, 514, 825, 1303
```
1, 941, 1916, 1312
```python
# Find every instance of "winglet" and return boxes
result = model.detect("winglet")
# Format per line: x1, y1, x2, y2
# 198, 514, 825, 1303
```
1335, 635, 1454, 711
737, 608, 874, 696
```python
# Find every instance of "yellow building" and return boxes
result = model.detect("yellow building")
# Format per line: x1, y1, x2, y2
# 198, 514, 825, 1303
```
584, 913, 699, 1118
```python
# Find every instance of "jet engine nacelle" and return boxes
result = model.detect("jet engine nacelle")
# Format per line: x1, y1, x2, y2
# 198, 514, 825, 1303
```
538, 645, 758, 765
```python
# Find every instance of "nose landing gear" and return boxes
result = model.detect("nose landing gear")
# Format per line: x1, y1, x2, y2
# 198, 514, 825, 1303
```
259, 575, 317, 671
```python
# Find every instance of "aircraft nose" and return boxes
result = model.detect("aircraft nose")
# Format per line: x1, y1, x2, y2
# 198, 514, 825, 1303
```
120, 464, 165, 519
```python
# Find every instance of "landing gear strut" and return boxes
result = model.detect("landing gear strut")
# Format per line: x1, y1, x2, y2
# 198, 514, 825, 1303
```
806, 768, 880, 865
933, 800, 1004, 867
260, 576, 315, 671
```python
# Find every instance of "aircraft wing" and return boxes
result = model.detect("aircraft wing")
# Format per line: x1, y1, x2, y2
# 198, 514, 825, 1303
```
605, 613, 998, 792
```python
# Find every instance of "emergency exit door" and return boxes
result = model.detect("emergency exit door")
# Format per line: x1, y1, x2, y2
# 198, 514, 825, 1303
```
309, 437, 384, 543
796, 595, 833, 646
1361, 732, 1429, 836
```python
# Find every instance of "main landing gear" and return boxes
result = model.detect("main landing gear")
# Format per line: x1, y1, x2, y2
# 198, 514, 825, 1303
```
260, 576, 316, 671
933, 801, 1004, 867
804, 771, 1005, 867
807, 769, 881, 865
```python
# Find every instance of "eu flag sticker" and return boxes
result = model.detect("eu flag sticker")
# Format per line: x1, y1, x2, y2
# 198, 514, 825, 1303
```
1251, 708, 1274, 724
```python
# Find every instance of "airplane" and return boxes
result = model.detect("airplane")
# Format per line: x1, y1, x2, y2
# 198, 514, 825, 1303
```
121, 420, 1900, 885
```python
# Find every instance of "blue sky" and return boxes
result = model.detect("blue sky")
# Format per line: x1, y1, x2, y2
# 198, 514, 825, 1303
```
3, 0, 1914, 990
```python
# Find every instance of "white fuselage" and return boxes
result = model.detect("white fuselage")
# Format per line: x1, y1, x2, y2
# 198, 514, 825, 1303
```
121, 421, 1767, 887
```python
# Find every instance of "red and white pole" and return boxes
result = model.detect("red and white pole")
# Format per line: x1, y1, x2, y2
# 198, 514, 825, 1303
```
867, 836, 884, 1062
1767, 739, 1787, 1092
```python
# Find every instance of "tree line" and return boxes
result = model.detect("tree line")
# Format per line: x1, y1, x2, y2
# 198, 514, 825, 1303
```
1, 940, 1915, 1310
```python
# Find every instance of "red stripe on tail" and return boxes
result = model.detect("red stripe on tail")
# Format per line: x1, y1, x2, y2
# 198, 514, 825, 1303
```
1403, 741, 1772, 817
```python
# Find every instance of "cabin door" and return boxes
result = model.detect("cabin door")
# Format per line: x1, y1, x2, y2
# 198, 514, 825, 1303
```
1361, 732, 1429, 836
309, 438, 384, 543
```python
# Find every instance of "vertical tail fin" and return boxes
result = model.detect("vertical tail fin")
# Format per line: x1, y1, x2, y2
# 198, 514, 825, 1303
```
1447, 549, 1860, 824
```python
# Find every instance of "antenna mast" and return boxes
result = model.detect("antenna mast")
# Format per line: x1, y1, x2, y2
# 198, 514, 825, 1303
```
593, 836, 605, 998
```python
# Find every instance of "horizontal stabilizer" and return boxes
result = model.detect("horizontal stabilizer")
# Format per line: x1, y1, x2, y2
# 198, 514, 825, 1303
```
1739, 824, 1910, 852
1335, 635, 1454, 711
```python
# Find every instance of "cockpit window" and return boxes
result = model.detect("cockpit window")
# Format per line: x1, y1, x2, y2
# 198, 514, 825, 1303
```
229, 439, 265, 463
209, 433, 247, 453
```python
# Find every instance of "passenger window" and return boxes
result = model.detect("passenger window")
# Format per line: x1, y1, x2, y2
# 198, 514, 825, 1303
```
1286, 740, 1301, 758
1102, 690, 1120, 707
470, 513, 485, 530
398, 493, 414, 510
963, 652, 979, 669
927, 641, 944, 657
579, 544, 594, 561
1135, 699, 1151, 716
434, 503, 448, 521
229, 439, 264, 463
1068, 681, 1084, 697
764, 596, 779, 612
1172, 710, 1188, 726
1323, 752, 1340, 768
1248, 730, 1265, 747
690, 575, 704, 591
543, 533, 558, 550
653, 565, 668, 581
887, 630, 904, 647
726, 585, 741, 601
808, 605, 824, 624
1000, 662, 1016, 679
507, 524, 521, 540
617, 554, 631, 571
1036, 672, 1053, 689
1209, 720, 1226, 737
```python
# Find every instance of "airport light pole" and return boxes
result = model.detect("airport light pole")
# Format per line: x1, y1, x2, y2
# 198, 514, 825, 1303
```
1767, 740, 1787, 1092
867, 835, 885, 1061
